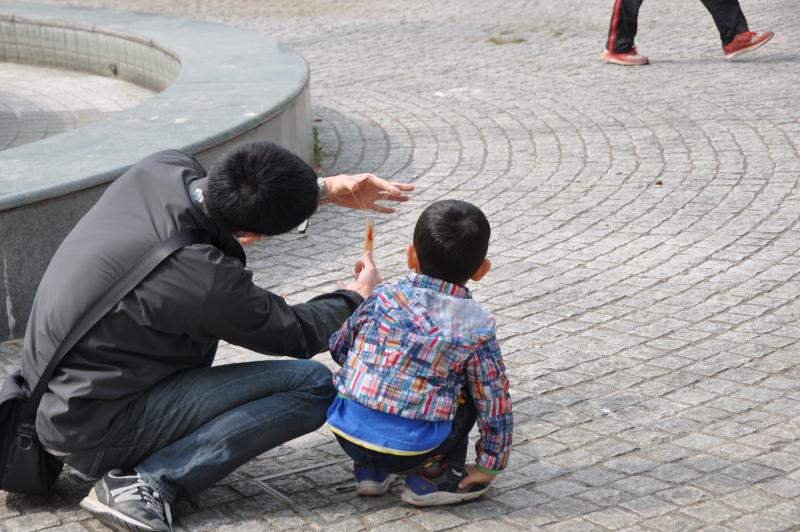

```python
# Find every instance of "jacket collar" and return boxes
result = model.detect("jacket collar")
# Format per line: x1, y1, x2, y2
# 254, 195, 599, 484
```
186, 176, 246, 265
406, 272, 470, 299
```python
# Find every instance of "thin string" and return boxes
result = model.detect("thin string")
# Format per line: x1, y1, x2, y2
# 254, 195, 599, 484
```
351, 182, 393, 251
350, 184, 368, 212
349, 179, 393, 212
350, 183, 371, 253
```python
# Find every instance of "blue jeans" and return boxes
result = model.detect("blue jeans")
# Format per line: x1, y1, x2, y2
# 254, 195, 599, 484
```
65, 356, 335, 502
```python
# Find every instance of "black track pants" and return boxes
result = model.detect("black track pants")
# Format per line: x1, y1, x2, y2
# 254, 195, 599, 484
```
605, 0, 750, 53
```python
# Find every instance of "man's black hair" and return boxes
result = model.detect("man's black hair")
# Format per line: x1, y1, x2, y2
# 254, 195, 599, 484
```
205, 141, 318, 236
413, 199, 490, 286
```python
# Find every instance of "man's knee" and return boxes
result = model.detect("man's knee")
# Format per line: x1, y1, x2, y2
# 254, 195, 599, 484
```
294, 360, 335, 430
304, 360, 336, 400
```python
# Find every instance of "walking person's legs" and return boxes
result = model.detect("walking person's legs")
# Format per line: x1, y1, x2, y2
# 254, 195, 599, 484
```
602, 0, 649, 65
71, 359, 335, 531
699, 0, 749, 44
700, 0, 774, 59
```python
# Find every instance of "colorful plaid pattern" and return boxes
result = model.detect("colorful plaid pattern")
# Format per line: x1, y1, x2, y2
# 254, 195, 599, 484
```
330, 273, 513, 472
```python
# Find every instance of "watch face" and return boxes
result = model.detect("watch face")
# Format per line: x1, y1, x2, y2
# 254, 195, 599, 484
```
317, 178, 329, 204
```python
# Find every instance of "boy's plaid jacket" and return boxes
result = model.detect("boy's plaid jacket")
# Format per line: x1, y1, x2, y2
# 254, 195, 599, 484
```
330, 273, 513, 472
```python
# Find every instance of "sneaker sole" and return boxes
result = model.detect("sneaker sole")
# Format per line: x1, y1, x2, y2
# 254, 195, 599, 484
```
400, 485, 489, 507
356, 474, 396, 496
79, 488, 163, 532
725, 34, 773, 60
602, 55, 649, 66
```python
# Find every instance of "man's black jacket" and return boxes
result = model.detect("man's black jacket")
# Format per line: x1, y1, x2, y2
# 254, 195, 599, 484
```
21, 150, 362, 453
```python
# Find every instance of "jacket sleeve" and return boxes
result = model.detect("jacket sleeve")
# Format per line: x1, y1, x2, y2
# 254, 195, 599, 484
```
466, 334, 513, 473
328, 292, 377, 366
192, 249, 363, 358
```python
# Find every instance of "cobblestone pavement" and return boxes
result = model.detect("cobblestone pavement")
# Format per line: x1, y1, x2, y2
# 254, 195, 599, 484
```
0, 63, 155, 151
2, 0, 800, 530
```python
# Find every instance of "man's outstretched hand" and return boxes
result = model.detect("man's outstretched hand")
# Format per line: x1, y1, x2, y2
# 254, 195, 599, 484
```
339, 251, 382, 299
324, 173, 414, 213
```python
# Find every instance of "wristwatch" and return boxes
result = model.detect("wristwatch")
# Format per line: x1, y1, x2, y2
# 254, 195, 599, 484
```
317, 177, 330, 207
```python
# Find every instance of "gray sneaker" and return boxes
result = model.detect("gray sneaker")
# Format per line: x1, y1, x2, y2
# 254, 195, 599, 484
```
79, 470, 172, 532
401, 464, 490, 507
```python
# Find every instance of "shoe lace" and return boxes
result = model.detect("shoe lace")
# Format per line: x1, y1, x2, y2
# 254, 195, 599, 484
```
738, 31, 755, 41
111, 478, 173, 529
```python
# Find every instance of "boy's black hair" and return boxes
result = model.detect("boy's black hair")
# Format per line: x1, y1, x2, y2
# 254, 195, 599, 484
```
413, 199, 490, 286
205, 141, 318, 236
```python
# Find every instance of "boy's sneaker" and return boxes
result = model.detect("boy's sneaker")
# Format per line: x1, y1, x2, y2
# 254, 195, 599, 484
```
79, 470, 172, 532
601, 47, 649, 66
723, 31, 773, 60
400, 464, 490, 507
354, 466, 396, 496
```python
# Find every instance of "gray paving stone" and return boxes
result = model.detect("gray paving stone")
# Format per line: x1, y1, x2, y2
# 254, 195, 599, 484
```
757, 477, 800, 499
458, 520, 524, 532
408, 509, 466, 531
504, 506, 559, 528
447, 498, 507, 522
538, 497, 600, 520
585, 507, 642, 530
579, 488, 633, 508
41, 524, 87, 532
517, 462, 571, 482
177, 509, 233, 531
621, 496, 677, 519
679, 500, 742, 525
1, 511, 60, 531
645, 512, 704, 531
763, 501, 800, 526
542, 518, 606, 532
721, 462, 782, 483
606, 456, 659, 475
674, 434, 727, 451
721, 488, 782, 512
657, 486, 710, 507
612, 476, 672, 497
536, 480, 590, 499
727, 513, 792, 532
688, 473, 749, 496
752, 452, 800, 473
569, 469, 626, 488
647, 464, 703, 484
494, 486, 551, 509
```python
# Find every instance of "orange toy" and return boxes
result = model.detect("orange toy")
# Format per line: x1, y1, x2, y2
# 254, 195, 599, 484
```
364, 217, 375, 252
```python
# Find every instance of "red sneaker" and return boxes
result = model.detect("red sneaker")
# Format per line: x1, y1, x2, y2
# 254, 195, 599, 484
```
601, 47, 650, 66
723, 31, 774, 60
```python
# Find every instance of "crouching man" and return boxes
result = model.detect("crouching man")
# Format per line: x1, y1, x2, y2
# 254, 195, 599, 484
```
21, 141, 412, 531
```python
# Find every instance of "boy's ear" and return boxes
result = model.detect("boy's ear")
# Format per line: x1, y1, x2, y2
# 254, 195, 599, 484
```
406, 244, 420, 272
471, 258, 491, 282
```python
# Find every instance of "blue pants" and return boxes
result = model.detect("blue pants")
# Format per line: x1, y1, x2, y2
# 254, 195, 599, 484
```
334, 390, 478, 474
65, 356, 335, 502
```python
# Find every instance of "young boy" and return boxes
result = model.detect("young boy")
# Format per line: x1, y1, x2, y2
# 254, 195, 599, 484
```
327, 199, 513, 507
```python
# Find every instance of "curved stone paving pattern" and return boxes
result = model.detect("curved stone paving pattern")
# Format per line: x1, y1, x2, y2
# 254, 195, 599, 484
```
2, 0, 799, 530
0, 63, 155, 151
